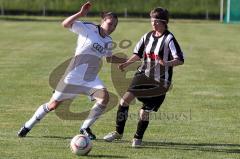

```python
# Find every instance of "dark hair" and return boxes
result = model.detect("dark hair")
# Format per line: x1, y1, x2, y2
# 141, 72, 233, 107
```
101, 12, 118, 22
150, 7, 169, 24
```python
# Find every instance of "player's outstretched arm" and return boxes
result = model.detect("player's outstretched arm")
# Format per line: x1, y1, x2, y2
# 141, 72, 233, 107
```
118, 54, 141, 72
106, 55, 127, 63
61, 1, 91, 28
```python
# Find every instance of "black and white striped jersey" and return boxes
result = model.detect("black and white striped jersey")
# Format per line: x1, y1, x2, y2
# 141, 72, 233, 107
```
133, 30, 184, 82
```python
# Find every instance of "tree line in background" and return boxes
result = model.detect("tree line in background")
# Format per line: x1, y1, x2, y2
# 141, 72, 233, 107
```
0, 0, 221, 19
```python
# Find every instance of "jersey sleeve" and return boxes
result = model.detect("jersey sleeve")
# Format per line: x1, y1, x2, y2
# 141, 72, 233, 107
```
133, 34, 146, 58
69, 21, 87, 34
69, 21, 97, 35
168, 38, 184, 62
105, 40, 113, 57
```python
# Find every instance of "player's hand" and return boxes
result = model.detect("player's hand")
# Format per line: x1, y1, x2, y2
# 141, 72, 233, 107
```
159, 59, 173, 67
118, 62, 128, 72
80, 1, 92, 16
159, 58, 167, 66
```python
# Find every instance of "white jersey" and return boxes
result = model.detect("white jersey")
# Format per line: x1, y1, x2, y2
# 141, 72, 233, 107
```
64, 21, 113, 86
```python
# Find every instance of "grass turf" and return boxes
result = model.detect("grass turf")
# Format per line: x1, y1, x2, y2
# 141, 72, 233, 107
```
0, 17, 239, 159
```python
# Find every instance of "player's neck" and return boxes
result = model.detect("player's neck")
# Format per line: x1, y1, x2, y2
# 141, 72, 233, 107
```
99, 26, 107, 38
154, 28, 166, 37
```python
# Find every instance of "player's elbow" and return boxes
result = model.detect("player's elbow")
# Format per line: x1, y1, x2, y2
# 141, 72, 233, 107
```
178, 60, 184, 65
174, 59, 184, 66
61, 21, 71, 28
61, 22, 68, 28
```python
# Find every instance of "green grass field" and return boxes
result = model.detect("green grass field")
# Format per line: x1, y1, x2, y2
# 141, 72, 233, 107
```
0, 17, 240, 159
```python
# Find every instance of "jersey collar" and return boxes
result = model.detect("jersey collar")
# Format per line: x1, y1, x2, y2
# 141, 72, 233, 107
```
97, 25, 107, 38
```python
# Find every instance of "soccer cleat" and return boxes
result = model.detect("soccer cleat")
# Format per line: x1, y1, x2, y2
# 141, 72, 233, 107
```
17, 126, 31, 137
80, 128, 96, 140
132, 138, 142, 148
103, 131, 123, 142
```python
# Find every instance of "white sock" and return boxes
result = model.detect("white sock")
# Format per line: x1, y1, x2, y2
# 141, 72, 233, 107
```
81, 103, 105, 129
24, 103, 50, 129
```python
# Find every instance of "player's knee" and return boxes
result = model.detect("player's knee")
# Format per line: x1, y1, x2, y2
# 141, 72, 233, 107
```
120, 92, 134, 106
48, 101, 61, 111
120, 98, 126, 106
102, 96, 109, 106
139, 109, 150, 121
94, 89, 110, 105
120, 98, 130, 106
98, 92, 109, 106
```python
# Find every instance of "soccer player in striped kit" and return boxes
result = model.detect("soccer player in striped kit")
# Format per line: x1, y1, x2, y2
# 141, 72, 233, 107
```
104, 7, 184, 147
17, 1, 125, 140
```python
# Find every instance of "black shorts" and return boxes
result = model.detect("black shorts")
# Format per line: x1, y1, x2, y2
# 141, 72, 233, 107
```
128, 71, 168, 112
138, 95, 166, 112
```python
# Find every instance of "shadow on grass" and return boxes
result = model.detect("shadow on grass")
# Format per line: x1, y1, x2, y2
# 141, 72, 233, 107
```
27, 136, 128, 158
26, 136, 240, 154
140, 141, 240, 154
27, 135, 72, 140
27, 136, 130, 143
87, 154, 128, 158
95, 139, 130, 144
28, 136, 131, 144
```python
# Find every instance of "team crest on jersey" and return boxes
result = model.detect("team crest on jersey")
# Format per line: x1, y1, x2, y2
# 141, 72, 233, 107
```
92, 43, 105, 54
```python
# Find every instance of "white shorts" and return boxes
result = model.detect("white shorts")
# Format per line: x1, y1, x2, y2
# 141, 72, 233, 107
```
52, 77, 106, 101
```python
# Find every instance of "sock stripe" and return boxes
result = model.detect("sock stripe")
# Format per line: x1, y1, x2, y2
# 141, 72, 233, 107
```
43, 104, 50, 113
24, 103, 50, 129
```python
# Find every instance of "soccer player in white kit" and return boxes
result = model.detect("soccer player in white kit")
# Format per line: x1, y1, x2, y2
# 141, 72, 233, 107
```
17, 1, 125, 140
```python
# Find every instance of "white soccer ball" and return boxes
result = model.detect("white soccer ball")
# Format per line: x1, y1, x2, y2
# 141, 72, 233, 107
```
70, 134, 92, 156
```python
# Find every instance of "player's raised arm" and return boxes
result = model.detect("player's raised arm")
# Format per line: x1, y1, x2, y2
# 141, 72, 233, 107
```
61, 1, 92, 28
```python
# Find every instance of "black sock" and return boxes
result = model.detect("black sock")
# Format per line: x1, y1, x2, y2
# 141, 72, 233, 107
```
134, 120, 149, 139
116, 105, 129, 134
